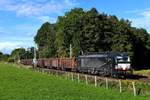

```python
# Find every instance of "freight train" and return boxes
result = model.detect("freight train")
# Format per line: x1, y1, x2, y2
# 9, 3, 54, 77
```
20, 52, 133, 77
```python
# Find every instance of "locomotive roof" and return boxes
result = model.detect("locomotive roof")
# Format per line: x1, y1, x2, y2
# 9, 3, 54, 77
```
78, 52, 128, 58
78, 54, 108, 58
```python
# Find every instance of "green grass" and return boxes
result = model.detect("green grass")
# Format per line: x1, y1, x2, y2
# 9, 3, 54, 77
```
134, 69, 150, 78
0, 62, 149, 100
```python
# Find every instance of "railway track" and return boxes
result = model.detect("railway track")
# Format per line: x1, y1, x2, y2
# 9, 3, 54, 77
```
139, 78, 150, 82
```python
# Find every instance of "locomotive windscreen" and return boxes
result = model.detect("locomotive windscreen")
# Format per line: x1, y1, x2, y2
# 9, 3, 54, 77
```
115, 54, 130, 63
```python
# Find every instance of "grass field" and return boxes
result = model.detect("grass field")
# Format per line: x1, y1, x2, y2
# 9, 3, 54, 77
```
0, 62, 149, 100
134, 69, 150, 78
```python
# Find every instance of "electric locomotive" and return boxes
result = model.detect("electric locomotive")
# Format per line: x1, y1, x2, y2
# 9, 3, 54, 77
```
76, 52, 132, 77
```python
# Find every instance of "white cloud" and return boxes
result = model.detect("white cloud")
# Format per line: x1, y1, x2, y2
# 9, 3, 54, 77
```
0, 39, 35, 54
127, 9, 150, 33
141, 11, 150, 17
0, 42, 23, 49
27, 32, 35, 37
0, 41, 23, 54
37, 16, 57, 23
0, 0, 78, 17
125, 8, 150, 14
131, 17, 150, 29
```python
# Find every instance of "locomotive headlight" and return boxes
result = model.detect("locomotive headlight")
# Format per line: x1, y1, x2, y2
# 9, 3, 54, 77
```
118, 65, 122, 68
117, 63, 130, 70
115, 65, 122, 69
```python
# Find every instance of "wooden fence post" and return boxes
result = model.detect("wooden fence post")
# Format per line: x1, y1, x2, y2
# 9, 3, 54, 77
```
85, 75, 88, 85
78, 74, 80, 83
56, 72, 58, 77
119, 80, 122, 93
132, 82, 136, 96
68, 73, 70, 79
71, 73, 73, 81
95, 76, 97, 87
65, 72, 68, 80
105, 78, 108, 89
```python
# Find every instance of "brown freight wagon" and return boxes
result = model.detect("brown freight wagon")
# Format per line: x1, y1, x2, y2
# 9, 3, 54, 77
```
58, 58, 77, 71
37, 58, 77, 71
43, 58, 52, 68
37, 59, 45, 68
20, 59, 33, 65
43, 58, 59, 69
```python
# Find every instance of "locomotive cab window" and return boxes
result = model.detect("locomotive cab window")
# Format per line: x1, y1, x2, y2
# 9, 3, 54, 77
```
116, 56, 130, 63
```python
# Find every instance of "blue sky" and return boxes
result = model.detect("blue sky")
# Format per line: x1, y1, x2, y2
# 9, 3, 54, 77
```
0, 0, 150, 54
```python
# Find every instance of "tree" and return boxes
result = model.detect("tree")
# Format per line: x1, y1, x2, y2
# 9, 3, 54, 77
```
55, 8, 85, 57
0, 52, 3, 61
24, 47, 36, 59
34, 22, 56, 58
11, 48, 26, 61
81, 8, 100, 52
129, 28, 150, 69
35, 7, 150, 69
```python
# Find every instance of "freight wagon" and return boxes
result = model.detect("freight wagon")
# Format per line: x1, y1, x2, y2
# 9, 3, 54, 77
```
20, 59, 33, 66
36, 58, 76, 70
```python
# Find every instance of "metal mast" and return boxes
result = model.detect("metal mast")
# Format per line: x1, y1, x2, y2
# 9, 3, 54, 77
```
70, 44, 72, 58
33, 43, 37, 68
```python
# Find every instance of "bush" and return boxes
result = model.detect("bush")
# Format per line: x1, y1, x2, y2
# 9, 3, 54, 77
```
7, 58, 15, 63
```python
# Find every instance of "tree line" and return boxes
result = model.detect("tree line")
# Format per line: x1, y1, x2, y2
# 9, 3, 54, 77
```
0, 47, 35, 62
34, 8, 150, 69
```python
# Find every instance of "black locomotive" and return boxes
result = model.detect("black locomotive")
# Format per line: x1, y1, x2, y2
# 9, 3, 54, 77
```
76, 52, 132, 77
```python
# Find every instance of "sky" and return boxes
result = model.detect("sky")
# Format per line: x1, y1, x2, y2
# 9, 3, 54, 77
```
0, 0, 150, 54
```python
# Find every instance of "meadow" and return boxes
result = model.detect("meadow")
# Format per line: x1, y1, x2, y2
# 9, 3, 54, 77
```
0, 62, 149, 100
134, 69, 150, 78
